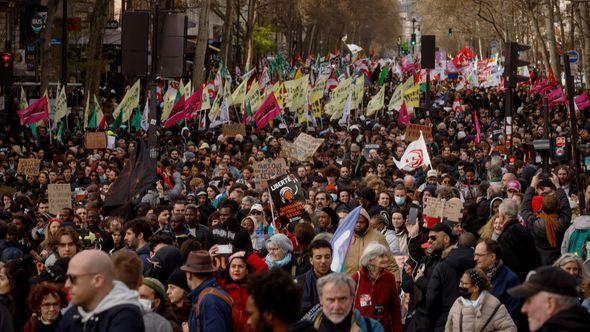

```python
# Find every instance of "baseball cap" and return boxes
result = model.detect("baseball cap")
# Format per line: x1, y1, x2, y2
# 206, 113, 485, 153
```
427, 170, 438, 178
250, 204, 263, 213
506, 180, 521, 192
507, 266, 578, 298
430, 222, 454, 240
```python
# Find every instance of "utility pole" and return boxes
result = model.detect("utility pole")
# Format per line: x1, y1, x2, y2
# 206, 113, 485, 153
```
62, 0, 68, 88
148, 0, 159, 157
563, 53, 585, 213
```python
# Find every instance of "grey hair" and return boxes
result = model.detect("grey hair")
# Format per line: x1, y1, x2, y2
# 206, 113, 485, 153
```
242, 196, 258, 206
313, 232, 333, 243
359, 242, 389, 268
553, 253, 587, 279
542, 291, 580, 310
499, 198, 519, 220
317, 273, 356, 299
266, 233, 293, 253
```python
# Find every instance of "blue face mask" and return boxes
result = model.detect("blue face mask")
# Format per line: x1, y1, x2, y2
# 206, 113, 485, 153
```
395, 196, 405, 206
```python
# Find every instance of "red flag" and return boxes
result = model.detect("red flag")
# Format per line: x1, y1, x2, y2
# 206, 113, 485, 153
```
163, 85, 204, 128
254, 92, 282, 129
548, 69, 558, 86
19, 95, 49, 125
397, 100, 409, 125
452, 47, 477, 68
474, 111, 482, 144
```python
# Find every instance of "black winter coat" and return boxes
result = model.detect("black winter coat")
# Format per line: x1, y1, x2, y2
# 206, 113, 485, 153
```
537, 305, 590, 332
497, 219, 541, 282
56, 304, 144, 332
426, 246, 475, 332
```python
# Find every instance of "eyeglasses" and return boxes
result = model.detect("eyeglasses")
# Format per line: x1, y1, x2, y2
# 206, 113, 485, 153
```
250, 210, 262, 215
66, 273, 97, 285
474, 252, 492, 258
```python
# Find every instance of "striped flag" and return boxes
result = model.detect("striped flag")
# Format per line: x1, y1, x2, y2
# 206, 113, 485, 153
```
330, 206, 362, 273
253, 92, 282, 129
18, 92, 49, 126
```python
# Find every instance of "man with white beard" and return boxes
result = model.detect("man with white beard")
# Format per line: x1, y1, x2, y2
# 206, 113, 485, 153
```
311, 273, 384, 331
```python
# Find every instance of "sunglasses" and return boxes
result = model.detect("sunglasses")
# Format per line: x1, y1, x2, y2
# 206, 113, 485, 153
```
250, 210, 262, 215
66, 273, 97, 285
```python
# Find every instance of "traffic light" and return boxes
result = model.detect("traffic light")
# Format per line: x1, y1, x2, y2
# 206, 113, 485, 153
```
411, 33, 416, 45
0, 52, 13, 85
503, 42, 530, 89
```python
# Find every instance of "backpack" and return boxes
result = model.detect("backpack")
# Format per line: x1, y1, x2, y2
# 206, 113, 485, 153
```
196, 287, 244, 332
567, 228, 590, 258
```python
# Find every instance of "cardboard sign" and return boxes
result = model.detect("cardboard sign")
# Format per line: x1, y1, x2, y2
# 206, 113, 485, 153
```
221, 123, 246, 137
280, 141, 297, 160
85, 132, 107, 149
17, 158, 41, 177
293, 133, 324, 161
405, 124, 433, 143
253, 158, 287, 190
268, 174, 306, 224
362, 144, 380, 160
48, 183, 72, 215
424, 197, 464, 222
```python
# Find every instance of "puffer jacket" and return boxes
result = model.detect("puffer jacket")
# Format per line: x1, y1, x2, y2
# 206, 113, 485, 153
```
56, 281, 144, 332
444, 291, 516, 332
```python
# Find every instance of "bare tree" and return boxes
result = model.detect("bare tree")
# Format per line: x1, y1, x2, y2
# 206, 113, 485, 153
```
83, 0, 110, 108
39, 0, 59, 94
193, 0, 210, 86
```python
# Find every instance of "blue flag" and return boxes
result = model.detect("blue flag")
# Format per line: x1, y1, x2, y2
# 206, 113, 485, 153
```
330, 206, 362, 272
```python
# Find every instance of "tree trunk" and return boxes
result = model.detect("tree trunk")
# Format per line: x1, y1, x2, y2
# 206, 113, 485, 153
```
193, 0, 210, 87
39, 0, 59, 94
83, 0, 110, 112
221, 0, 234, 66
243, 0, 257, 70
544, 0, 560, 77
580, 2, 590, 86
528, 5, 550, 76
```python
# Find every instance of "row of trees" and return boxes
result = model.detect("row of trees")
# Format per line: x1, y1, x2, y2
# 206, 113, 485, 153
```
37, 0, 401, 103
418, 0, 590, 83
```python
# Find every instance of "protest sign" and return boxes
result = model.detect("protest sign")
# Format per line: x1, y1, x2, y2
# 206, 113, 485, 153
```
362, 144, 380, 160
424, 197, 464, 222
294, 133, 324, 161
17, 158, 41, 177
221, 123, 246, 137
48, 184, 72, 215
268, 174, 306, 224
253, 158, 287, 190
405, 124, 433, 143
85, 132, 108, 149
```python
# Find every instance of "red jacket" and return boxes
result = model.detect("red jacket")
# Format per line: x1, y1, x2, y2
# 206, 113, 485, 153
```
352, 267, 402, 332
217, 279, 251, 332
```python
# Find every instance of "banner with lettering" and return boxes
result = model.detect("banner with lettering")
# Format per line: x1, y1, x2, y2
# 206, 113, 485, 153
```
268, 174, 306, 224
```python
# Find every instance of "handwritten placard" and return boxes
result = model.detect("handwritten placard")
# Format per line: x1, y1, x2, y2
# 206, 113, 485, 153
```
48, 184, 72, 215
424, 197, 464, 222
405, 124, 433, 143
293, 133, 324, 161
222, 123, 246, 137
17, 158, 41, 177
253, 158, 287, 190
85, 132, 108, 150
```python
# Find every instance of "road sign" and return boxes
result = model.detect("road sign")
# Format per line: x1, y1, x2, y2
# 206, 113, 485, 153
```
491, 40, 498, 49
31, 12, 47, 33
50, 38, 62, 45
567, 50, 579, 63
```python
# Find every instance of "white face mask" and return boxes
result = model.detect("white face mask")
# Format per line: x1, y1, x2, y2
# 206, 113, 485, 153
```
138, 298, 153, 312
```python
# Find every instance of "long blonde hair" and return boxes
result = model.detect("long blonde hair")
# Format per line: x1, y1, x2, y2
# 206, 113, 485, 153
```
479, 213, 499, 240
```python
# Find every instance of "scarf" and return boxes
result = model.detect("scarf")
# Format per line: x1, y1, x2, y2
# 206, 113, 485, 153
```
538, 212, 559, 247
265, 252, 292, 269
484, 259, 504, 279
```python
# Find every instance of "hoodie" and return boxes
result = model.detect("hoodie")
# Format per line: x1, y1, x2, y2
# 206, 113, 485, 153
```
58, 280, 145, 332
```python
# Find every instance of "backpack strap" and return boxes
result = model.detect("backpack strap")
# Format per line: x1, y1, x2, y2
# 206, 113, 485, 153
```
196, 287, 233, 316
480, 303, 502, 331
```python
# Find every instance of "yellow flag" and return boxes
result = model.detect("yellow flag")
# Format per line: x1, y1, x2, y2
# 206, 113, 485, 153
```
284, 75, 308, 111
366, 86, 385, 116
209, 84, 224, 121
83, 94, 90, 129
352, 76, 365, 110
94, 95, 104, 124
293, 68, 303, 80
388, 76, 414, 111
184, 80, 192, 95
402, 84, 420, 110
53, 85, 68, 123
113, 79, 141, 123
309, 78, 326, 103
230, 79, 247, 106
201, 86, 211, 111
161, 82, 180, 121
325, 77, 352, 116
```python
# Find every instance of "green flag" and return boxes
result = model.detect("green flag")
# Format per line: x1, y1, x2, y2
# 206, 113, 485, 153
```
130, 107, 142, 131
111, 110, 123, 130
57, 122, 63, 143
377, 66, 390, 85
88, 108, 97, 129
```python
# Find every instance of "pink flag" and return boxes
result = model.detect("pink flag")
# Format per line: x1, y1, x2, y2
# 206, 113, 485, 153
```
575, 91, 590, 110
474, 111, 482, 144
254, 92, 282, 129
546, 87, 563, 102
19, 95, 49, 125
397, 100, 409, 125
182, 85, 205, 119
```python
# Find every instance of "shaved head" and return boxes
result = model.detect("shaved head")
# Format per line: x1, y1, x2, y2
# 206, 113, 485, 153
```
67, 250, 115, 311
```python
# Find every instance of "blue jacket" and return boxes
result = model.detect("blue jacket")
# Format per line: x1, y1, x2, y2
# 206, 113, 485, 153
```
187, 278, 232, 332
297, 269, 332, 317
56, 281, 144, 332
136, 243, 151, 276
490, 264, 521, 319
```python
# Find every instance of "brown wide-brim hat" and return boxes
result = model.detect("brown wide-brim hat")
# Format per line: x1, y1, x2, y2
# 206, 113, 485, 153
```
180, 250, 218, 274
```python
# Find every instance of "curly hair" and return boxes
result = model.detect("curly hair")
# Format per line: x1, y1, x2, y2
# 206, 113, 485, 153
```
465, 268, 491, 291
27, 282, 67, 314
247, 268, 302, 325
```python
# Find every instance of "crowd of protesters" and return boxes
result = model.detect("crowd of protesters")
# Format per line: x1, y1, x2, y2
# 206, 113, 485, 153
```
2, 65, 590, 332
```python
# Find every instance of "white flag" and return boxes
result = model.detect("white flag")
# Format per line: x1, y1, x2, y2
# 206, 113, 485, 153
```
393, 132, 432, 170
339, 91, 352, 126
141, 98, 149, 131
